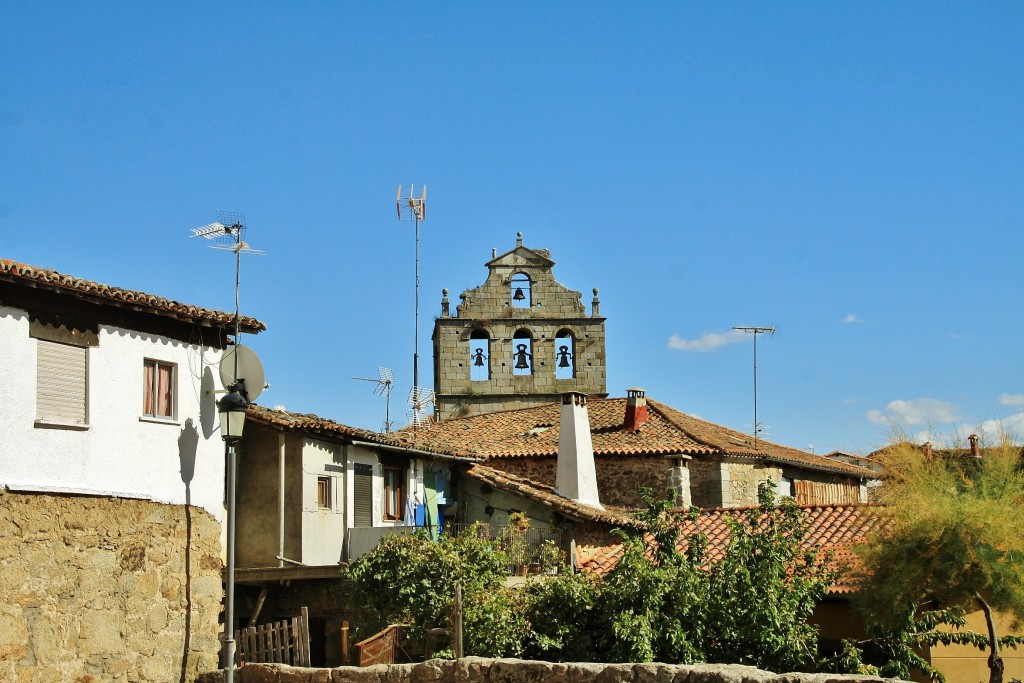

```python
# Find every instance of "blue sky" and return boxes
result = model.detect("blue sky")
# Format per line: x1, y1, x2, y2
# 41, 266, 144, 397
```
2, 3, 1021, 454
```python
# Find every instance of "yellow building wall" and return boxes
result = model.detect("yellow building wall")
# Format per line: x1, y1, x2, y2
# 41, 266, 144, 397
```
927, 609, 1024, 683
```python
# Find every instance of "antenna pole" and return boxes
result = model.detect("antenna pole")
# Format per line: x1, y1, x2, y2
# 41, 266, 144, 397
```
414, 210, 420, 393
733, 326, 775, 450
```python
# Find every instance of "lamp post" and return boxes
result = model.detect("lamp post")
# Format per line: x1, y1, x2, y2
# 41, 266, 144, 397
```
218, 384, 247, 683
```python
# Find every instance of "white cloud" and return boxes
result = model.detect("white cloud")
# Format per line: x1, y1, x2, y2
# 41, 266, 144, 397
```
976, 413, 1024, 442
840, 313, 863, 324
667, 329, 746, 352
999, 393, 1024, 407
866, 398, 959, 426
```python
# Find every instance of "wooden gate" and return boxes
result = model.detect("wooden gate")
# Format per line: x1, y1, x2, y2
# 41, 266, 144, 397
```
235, 606, 311, 666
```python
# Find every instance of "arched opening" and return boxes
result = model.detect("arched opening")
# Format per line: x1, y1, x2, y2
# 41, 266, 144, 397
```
555, 329, 575, 380
510, 273, 532, 308
512, 329, 533, 376
469, 330, 490, 381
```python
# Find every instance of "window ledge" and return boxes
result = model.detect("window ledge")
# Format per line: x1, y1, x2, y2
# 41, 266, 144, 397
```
34, 420, 90, 431
139, 416, 181, 426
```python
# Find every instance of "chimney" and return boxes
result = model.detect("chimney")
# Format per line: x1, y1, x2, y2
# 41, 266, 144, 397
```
556, 392, 603, 509
624, 387, 648, 431
969, 434, 980, 458
922, 441, 932, 457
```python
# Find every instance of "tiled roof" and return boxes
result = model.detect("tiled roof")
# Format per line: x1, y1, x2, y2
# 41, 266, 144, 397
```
246, 404, 479, 461
462, 464, 639, 527
0, 259, 265, 332
391, 397, 876, 478
577, 503, 883, 594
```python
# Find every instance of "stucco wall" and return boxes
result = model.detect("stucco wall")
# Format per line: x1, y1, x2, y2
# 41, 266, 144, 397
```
0, 306, 228, 520
0, 490, 222, 682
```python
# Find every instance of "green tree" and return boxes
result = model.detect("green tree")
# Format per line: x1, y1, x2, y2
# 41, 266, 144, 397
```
343, 526, 522, 657
855, 438, 1024, 683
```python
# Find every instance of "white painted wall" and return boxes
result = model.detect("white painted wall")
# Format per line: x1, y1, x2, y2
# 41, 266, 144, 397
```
300, 437, 346, 565
0, 305, 229, 520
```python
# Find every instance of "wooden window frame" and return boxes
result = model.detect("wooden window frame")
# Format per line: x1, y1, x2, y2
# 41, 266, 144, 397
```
142, 359, 176, 420
383, 466, 405, 521
317, 476, 332, 510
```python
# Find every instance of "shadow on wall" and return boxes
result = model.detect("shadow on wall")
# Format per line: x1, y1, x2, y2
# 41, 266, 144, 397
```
178, 418, 200, 683
200, 366, 218, 440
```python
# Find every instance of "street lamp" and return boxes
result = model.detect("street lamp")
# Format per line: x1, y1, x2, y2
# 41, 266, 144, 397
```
218, 383, 247, 683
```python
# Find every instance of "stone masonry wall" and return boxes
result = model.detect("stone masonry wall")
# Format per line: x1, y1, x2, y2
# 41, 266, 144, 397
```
197, 657, 905, 682
485, 456, 670, 508
0, 490, 223, 682
433, 237, 607, 420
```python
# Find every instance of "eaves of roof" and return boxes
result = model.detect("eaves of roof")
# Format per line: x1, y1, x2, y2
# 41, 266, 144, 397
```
0, 259, 265, 333
246, 404, 479, 463
462, 463, 638, 528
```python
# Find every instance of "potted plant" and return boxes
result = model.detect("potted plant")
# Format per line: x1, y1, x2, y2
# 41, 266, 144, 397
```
504, 512, 530, 575
537, 539, 565, 575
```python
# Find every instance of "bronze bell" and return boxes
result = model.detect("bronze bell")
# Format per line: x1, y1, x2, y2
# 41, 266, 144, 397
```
557, 345, 572, 368
512, 287, 526, 301
514, 343, 530, 369
472, 349, 486, 367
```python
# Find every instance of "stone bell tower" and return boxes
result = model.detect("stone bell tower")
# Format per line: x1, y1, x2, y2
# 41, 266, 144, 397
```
432, 232, 607, 420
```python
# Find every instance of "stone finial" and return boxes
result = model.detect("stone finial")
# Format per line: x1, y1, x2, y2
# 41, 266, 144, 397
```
441, 288, 450, 318
516, 232, 523, 247
591, 288, 600, 317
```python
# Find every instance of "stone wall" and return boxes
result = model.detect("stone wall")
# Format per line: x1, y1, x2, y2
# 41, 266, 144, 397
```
486, 455, 671, 508
0, 490, 222, 682
197, 657, 905, 682
433, 236, 607, 420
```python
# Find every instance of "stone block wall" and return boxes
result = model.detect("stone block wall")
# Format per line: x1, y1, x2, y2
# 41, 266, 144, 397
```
197, 657, 906, 682
0, 490, 223, 682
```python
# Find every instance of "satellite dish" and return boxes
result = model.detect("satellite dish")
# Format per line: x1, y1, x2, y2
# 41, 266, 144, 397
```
219, 345, 266, 402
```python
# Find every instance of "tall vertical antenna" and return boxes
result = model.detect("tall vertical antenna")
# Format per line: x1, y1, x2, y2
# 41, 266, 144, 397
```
732, 325, 775, 450
396, 185, 427, 405
190, 211, 265, 378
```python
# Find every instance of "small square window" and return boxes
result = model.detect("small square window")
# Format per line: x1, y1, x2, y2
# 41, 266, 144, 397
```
143, 359, 175, 419
317, 476, 332, 510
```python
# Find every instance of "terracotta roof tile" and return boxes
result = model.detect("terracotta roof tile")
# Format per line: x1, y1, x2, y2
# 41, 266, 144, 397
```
576, 503, 883, 595
390, 397, 876, 478
0, 259, 265, 332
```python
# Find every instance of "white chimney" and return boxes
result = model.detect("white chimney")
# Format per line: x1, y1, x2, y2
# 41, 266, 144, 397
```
556, 392, 603, 509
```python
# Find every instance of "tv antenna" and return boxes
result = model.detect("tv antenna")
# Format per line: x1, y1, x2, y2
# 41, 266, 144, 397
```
396, 185, 426, 394
190, 211, 265, 383
733, 325, 775, 450
353, 367, 395, 433
406, 385, 435, 429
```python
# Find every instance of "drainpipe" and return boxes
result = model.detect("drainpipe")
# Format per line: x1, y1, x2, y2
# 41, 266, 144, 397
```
278, 434, 286, 568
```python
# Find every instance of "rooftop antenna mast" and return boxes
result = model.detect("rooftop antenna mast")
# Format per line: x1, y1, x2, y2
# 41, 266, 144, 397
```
396, 184, 429, 430
352, 367, 395, 433
190, 211, 265, 383
733, 325, 775, 450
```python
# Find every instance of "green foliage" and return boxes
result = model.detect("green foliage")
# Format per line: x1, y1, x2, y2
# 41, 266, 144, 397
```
526, 485, 834, 672
521, 568, 602, 660
855, 439, 1024, 682
342, 526, 514, 656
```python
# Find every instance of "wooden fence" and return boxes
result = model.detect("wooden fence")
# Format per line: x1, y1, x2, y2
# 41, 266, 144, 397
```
234, 606, 311, 667
355, 624, 403, 666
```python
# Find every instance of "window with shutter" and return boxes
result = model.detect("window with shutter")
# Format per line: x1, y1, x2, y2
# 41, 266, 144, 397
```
36, 339, 88, 425
353, 463, 373, 527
